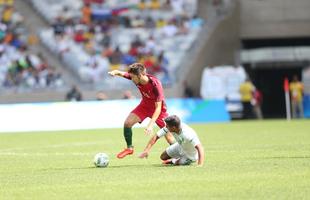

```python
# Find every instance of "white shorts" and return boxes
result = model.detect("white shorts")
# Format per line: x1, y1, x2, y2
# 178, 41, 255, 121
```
166, 143, 195, 165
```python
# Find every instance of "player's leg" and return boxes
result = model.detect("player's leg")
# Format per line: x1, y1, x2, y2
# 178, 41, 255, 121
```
161, 150, 194, 166
117, 103, 148, 159
123, 112, 141, 148
174, 157, 194, 165
160, 143, 182, 165
160, 150, 172, 160
160, 151, 173, 165
117, 113, 141, 159
291, 101, 297, 118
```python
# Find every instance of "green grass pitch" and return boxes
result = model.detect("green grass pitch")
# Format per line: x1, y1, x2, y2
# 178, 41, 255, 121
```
0, 120, 310, 199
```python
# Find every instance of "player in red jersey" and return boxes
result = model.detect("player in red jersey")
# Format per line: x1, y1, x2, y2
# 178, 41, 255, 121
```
108, 63, 175, 159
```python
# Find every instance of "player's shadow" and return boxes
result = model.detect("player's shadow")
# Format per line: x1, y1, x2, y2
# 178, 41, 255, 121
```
102, 164, 175, 169
39, 164, 173, 171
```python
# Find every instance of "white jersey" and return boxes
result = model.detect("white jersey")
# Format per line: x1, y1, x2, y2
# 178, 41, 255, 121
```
157, 123, 201, 160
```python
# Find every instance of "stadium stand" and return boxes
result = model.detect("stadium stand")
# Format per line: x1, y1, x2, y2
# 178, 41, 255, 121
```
0, 1, 64, 92
30, 0, 203, 86
0, 0, 237, 103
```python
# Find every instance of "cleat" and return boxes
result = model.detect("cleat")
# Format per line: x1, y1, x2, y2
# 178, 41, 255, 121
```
117, 148, 134, 159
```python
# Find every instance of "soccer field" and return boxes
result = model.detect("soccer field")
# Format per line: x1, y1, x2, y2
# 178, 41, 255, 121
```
1, 120, 310, 199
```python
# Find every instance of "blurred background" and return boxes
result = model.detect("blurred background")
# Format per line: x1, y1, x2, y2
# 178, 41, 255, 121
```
0, 0, 309, 130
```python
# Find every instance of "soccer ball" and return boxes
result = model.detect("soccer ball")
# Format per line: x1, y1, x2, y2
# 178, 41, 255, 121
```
94, 153, 109, 168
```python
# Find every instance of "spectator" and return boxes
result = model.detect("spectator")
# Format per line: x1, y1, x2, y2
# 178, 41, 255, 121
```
171, 0, 184, 16
183, 81, 194, 97
27, 34, 39, 45
53, 73, 64, 87
252, 88, 263, 119
74, 29, 86, 43
239, 78, 255, 119
81, 3, 92, 25
60, 6, 73, 23
66, 85, 83, 101
52, 17, 66, 36
131, 16, 145, 28
55, 34, 70, 56
1, 5, 13, 24
11, 33, 23, 48
289, 75, 304, 118
3, 30, 13, 44
145, 17, 156, 29
121, 53, 136, 65
189, 15, 204, 29
161, 20, 178, 37
128, 42, 139, 57
132, 35, 143, 48
102, 43, 113, 58
96, 91, 108, 100
178, 20, 189, 35
145, 36, 156, 54
143, 53, 155, 72
157, 51, 170, 84
123, 90, 135, 99
162, 0, 172, 10
150, 0, 161, 10
138, 0, 146, 10
109, 46, 123, 65
156, 18, 167, 28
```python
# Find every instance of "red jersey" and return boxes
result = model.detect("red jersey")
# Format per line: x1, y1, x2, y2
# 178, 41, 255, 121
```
124, 73, 168, 128
124, 73, 165, 103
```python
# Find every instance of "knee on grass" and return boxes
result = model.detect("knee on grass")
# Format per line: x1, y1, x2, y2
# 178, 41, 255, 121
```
160, 152, 170, 160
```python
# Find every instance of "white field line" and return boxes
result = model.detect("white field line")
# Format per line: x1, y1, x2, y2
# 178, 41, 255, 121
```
0, 151, 162, 157
0, 144, 276, 153
0, 149, 279, 157
0, 152, 93, 156
0, 142, 103, 152
2, 143, 307, 153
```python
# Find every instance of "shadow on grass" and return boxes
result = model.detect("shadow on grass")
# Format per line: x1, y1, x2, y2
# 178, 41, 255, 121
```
39, 163, 178, 171
101, 164, 175, 169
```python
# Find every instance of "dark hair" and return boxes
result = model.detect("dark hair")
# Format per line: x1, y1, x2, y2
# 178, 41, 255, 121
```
128, 63, 145, 75
164, 115, 181, 128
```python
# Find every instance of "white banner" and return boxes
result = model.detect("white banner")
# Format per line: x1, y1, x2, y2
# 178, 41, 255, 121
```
200, 66, 246, 100
0, 98, 230, 133
0, 100, 140, 133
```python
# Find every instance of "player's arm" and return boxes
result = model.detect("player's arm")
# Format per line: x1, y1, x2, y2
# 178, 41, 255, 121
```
195, 144, 205, 166
139, 127, 167, 158
145, 101, 162, 135
108, 70, 126, 77
138, 134, 160, 158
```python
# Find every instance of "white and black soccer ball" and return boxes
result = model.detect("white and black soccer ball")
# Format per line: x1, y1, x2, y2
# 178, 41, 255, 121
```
94, 153, 109, 168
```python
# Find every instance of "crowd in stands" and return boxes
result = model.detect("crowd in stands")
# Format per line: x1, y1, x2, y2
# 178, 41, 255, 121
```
35, 0, 203, 85
0, 1, 64, 91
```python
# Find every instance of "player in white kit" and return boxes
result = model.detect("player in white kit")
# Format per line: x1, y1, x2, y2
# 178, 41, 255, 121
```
139, 115, 205, 166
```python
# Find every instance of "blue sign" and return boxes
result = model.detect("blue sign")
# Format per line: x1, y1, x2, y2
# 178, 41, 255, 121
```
304, 95, 310, 118
166, 98, 230, 123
